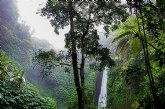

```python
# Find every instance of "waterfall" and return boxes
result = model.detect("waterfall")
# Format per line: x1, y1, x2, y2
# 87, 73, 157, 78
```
98, 67, 108, 109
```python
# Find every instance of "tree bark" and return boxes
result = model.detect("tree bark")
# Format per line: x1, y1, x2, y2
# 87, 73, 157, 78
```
80, 53, 85, 108
79, 19, 91, 108
80, 38, 85, 107
69, 1, 84, 109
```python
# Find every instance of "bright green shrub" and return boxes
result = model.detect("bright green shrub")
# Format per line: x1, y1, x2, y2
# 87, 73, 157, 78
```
0, 52, 57, 109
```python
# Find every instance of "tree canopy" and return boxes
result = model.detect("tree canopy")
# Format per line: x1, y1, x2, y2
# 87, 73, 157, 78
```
33, 1, 129, 109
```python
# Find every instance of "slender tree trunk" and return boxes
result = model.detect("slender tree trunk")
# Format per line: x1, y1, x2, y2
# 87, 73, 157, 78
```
79, 18, 91, 108
136, 4, 160, 108
69, 1, 84, 109
80, 45, 85, 108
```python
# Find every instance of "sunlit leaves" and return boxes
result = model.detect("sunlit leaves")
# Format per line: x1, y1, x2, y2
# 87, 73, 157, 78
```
111, 15, 138, 39
110, 15, 144, 60
130, 37, 141, 57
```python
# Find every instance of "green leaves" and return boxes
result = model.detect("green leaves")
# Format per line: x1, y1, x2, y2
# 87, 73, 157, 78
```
40, 1, 70, 35
0, 51, 57, 109
39, 1, 127, 108
33, 49, 72, 77
110, 15, 140, 59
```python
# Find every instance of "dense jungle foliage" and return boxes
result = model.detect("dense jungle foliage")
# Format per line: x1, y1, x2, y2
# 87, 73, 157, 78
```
107, 0, 165, 109
0, 0, 164, 109
0, 52, 57, 109
0, 0, 99, 108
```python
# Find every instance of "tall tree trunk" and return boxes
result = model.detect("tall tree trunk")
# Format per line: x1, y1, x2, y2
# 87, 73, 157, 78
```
80, 44, 85, 108
136, 4, 160, 109
79, 20, 90, 108
69, 1, 84, 109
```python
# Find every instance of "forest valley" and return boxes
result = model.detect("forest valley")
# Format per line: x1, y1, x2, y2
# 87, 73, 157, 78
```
0, 0, 164, 109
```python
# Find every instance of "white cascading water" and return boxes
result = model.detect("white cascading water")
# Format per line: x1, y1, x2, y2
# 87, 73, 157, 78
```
98, 67, 108, 109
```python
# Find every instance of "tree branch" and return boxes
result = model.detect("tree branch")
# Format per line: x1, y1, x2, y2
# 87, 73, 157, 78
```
147, 42, 159, 51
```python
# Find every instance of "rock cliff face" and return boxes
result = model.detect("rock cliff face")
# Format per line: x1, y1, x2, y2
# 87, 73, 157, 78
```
95, 71, 103, 105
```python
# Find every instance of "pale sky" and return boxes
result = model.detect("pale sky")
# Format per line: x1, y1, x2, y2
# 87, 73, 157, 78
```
17, 0, 111, 51
17, 0, 68, 50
